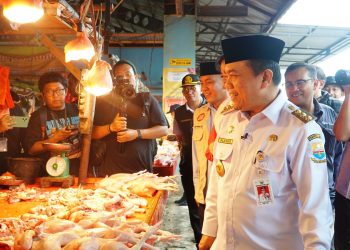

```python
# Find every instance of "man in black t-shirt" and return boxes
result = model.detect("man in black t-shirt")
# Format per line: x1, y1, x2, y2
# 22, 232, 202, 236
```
24, 72, 80, 175
92, 60, 168, 176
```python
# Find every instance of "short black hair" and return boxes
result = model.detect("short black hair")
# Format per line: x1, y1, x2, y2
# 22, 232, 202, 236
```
38, 72, 67, 92
285, 62, 317, 79
248, 59, 282, 86
112, 59, 138, 76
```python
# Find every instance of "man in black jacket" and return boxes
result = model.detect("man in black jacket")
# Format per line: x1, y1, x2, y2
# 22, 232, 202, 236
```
173, 74, 206, 246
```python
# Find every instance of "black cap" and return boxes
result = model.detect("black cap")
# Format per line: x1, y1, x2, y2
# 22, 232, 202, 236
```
221, 35, 285, 64
167, 104, 181, 114
181, 74, 200, 87
325, 76, 336, 85
200, 62, 220, 76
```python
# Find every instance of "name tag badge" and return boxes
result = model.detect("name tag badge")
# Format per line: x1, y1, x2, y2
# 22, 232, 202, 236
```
253, 179, 274, 206
0, 137, 8, 152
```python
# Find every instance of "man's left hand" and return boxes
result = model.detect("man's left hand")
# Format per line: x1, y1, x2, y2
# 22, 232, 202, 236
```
116, 129, 138, 143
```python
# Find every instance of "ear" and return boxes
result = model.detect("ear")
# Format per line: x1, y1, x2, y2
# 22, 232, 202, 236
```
261, 69, 273, 88
313, 79, 319, 91
318, 80, 325, 89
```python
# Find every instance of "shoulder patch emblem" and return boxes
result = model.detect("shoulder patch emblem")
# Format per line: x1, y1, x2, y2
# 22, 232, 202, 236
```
311, 142, 326, 163
197, 113, 205, 121
291, 109, 314, 123
221, 104, 234, 114
308, 133, 321, 141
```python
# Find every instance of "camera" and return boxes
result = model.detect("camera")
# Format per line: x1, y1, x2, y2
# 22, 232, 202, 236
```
114, 77, 136, 100
335, 69, 350, 86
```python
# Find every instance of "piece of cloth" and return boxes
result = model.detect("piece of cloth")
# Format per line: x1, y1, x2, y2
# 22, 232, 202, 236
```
313, 98, 343, 206
0, 66, 14, 110
202, 92, 333, 250
205, 126, 216, 162
0, 104, 25, 174
334, 192, 350, 250
336, 141, 350, 199
192, 103, 216, 205
93, 91, 168, 176
24, 104, 80, 175
318, 90, 342, 114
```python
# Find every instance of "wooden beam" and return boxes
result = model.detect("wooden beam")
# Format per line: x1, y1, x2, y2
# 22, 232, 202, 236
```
198, 6, 248, 17
175, 0, 183, 16
39, 33, 81, 80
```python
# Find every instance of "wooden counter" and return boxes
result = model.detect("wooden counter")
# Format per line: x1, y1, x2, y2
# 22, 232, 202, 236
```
0, 178, 168, 225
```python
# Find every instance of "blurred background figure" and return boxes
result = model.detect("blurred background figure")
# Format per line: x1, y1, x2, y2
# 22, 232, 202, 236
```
314, 66, 342, 114
325, 76, 345, 101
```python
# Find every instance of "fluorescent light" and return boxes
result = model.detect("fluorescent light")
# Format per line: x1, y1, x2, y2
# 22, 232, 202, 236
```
278, 0, 350, 28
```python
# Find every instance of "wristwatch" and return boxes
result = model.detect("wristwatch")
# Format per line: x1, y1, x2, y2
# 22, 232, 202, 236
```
137, 129, 142, 139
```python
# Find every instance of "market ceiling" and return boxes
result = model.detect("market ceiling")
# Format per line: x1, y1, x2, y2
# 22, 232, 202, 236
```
1, 0, 350, 68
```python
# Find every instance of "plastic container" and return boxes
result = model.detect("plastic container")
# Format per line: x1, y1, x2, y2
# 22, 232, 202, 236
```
7, 157, 44, 184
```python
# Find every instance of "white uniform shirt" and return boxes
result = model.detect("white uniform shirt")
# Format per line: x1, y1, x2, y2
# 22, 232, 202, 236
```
202, 92, 333, 250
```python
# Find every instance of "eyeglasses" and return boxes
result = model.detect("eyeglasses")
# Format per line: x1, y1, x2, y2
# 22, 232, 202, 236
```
182, 86, 198, 93
44, 88, 65, 97
285, 79, 314, 89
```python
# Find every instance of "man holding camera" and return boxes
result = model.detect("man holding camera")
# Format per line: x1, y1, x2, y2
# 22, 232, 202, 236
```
333, 82, 350, 250
92, 60, 168, 176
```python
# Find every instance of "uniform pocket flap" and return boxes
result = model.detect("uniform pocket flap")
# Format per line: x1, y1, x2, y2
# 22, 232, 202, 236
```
193, 126, 204, 141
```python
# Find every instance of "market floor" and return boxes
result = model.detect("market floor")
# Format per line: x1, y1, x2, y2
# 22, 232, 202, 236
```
155, 176, 197, 250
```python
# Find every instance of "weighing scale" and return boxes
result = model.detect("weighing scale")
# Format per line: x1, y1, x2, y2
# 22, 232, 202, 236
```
40, 143, 74, 188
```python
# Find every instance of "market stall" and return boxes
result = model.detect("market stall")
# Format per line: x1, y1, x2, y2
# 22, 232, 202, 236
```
0, 172, 179, 249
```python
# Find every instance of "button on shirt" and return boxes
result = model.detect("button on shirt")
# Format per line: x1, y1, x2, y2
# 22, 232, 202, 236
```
202, 92, 333, 250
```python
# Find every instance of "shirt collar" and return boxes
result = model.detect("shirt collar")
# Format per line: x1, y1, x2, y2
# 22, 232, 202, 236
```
313, 98, 323, 119
260, 90, 287, 125
185, 96, 206, 113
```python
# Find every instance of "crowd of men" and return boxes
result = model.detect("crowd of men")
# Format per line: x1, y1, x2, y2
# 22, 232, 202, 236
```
172, 35, 350, 250
1, 34, 350, 250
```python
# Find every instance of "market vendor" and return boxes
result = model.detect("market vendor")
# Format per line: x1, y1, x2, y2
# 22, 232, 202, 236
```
24, 72, 81, 176
91, 59, 168, 176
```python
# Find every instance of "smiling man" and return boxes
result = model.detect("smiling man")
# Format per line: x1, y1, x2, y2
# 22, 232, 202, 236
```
24, 72, 81, 175
285, 62, 343, 207
192, 62, 228, 230
199, 35, 333, 250
173, 73, 206, 246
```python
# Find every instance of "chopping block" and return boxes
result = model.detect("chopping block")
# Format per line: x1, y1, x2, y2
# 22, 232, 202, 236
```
40, 175, 75, 188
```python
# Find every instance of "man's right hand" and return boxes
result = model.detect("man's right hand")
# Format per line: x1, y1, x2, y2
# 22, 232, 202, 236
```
199, 235, 216, 250
0, 115, 15, 133
110, 113, 127, 132
50, 127, 78, 142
